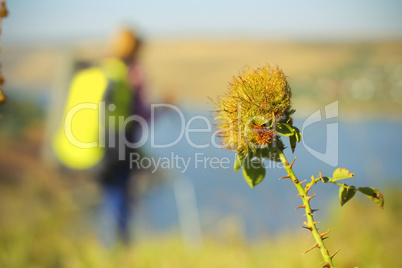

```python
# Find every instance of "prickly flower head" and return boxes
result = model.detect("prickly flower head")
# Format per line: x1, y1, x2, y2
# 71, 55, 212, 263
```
213, 64, 292, 156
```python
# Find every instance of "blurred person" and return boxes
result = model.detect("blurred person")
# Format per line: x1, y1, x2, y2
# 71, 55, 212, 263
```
52, 28, 149, 246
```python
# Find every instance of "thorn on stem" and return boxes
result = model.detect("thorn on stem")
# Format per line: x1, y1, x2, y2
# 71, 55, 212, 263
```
305, 186, 311, 195
304, 243, 320, 254
323, 262, 330, 268
296, 204, 306, 209
311, 209, 319, 213
301, 226, 312, 231
289, 157, 296, 169
300, 180, 307, 185
320, 229, 331, 239
307, 193, 316, 201
279, 175, 291, 180
302, 212, 315, 217
319, 171, 325, 182
330, 248, 341, 259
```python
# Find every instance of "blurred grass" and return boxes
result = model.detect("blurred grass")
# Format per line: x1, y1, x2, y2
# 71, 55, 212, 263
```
0, 141, 400, 268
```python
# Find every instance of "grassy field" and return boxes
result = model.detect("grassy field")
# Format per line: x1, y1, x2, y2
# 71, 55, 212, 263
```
0, 163, 400, 268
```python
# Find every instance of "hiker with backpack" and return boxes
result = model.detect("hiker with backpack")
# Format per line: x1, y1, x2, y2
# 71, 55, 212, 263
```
52, 28, 149, 245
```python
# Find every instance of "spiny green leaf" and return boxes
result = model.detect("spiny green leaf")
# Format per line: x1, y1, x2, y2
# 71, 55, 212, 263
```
242, 157, 266, 188
339, 184, 356, 206
289, 135, 297, 153
358, 187, 384, 208
276, 123, 294, 137
332, 168, 355, 181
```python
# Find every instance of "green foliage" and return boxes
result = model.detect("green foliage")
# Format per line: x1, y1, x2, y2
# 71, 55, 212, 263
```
332, 168, 355, 182
320, 168, 355, 183
233, 153, 244, 172
259, 142, 281, 162
358, 187, 384, 209
339, 184, 357, 206
292, 126, 301, 142
275, 123, 301, 153
242, 157, 266, 188
276, 123, 294, 136
289, 135, 297, 153
316, 168, 384, 209
234, 143, 282, 187
287, 126, 301, 153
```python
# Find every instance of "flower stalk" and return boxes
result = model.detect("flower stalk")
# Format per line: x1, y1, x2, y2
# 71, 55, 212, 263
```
212, 63, 384, 267
278, 150, 335, 268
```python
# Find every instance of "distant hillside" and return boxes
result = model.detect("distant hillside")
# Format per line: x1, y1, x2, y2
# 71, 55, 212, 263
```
2, 40, 402, 117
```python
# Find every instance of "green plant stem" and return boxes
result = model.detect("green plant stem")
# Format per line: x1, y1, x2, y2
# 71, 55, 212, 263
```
277, 150, 335, 268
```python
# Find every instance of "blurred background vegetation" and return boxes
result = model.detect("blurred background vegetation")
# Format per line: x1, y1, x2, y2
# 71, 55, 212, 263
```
1, 1, 402, 267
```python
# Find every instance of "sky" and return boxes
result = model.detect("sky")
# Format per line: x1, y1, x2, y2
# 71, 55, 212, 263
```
3, 0, 402, 43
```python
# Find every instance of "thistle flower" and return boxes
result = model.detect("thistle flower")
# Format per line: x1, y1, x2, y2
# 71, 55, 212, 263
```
212, 64, 294, 157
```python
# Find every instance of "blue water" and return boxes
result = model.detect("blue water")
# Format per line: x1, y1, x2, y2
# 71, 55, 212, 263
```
131, 108, 402, 240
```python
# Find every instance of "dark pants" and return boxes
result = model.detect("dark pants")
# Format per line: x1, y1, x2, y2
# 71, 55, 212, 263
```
98, 144, 134, 246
